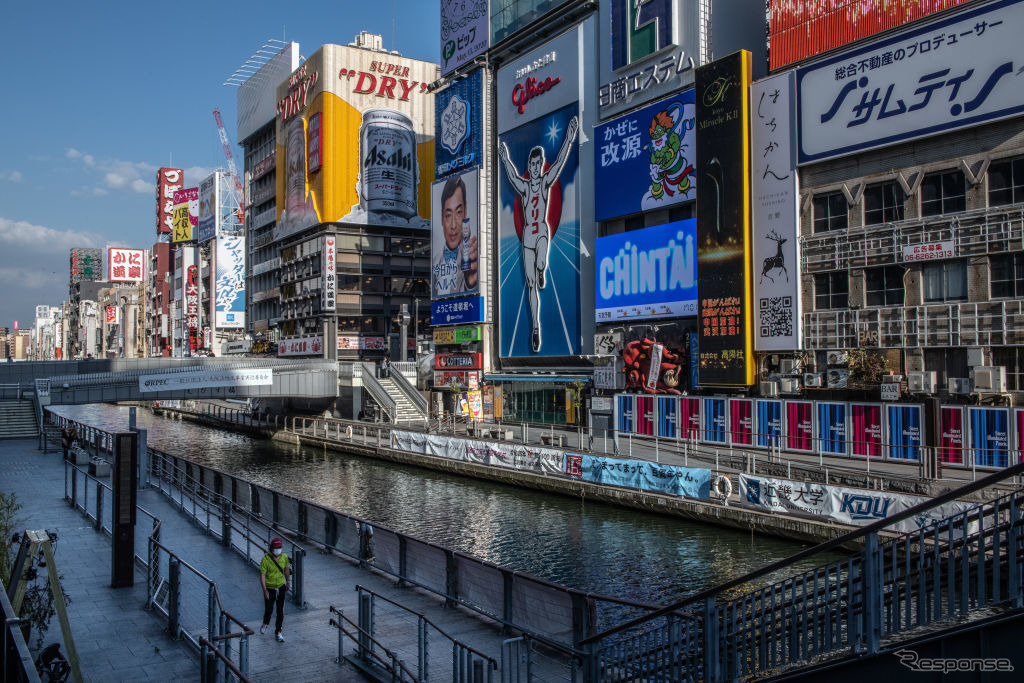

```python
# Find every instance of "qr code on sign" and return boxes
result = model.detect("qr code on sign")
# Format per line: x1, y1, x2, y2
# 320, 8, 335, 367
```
759, 297, 793, 338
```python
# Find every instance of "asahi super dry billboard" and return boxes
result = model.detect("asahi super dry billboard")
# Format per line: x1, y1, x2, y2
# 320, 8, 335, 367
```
695, 50, 754, 387
275, 45, 438, 242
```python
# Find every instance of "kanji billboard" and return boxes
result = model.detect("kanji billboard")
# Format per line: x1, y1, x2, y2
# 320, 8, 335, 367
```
108, 248, 145, 283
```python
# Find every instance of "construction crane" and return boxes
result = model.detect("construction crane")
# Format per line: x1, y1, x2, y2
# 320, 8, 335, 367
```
212, 108, 245, 226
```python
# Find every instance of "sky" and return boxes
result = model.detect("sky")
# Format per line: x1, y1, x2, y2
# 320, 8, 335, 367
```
0, 0, 440, 331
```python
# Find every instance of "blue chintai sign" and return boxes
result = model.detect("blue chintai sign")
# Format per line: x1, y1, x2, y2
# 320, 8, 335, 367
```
594, 219, 697, 323
594, 89, 696, 221
431, 296, 484, 326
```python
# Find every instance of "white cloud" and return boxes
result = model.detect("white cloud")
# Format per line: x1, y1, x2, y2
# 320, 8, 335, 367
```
92, 187, 108, 196
0, 216, 104, 251
66, 149, 157, 195
184, 165, 217, 186
0, 171, 22, 182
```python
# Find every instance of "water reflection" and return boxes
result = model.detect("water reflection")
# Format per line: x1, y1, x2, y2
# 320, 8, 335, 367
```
53, 404, 845, 605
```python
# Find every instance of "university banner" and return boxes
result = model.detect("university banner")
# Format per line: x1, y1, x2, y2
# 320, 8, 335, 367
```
740, 474, 978, 534
568, 453, 711, 499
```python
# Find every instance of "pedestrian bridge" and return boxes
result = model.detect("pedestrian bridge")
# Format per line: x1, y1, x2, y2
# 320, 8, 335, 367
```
0, 358, 338, 404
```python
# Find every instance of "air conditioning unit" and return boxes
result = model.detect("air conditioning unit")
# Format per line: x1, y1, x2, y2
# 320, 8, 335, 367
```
779, 359, 798, 375
907, 371, 937, 394
759, 381, 778, 397
779, 377, 800, 394
826, 351, 848, 366
803, 373, 822, 387
972, 366, 1007, 393
948, 378, 973, 395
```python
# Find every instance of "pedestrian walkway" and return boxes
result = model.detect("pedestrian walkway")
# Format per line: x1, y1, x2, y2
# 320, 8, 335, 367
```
2, 435, 567, 682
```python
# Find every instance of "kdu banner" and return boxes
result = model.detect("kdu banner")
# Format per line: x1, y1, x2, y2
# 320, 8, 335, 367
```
740, 474, 978, 534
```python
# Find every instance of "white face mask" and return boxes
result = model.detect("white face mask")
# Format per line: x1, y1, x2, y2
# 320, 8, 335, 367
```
273, 548, 282, 556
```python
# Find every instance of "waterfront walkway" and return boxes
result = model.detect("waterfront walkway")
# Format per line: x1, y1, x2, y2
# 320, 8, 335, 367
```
1, 437, 544, 681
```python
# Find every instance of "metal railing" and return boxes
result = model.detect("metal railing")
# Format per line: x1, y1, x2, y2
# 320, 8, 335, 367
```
329, 605, 418, 682
359, 362, 398, 421
153, 418, 659, 648
804, 300, 1024, 349
1, 575, 42, 683
390, 365, 429, 418
61, 458, 252, 679
799, 205, 1024, 273
352, 584, 498, 683
147, 448, 306, 607
577, 462, 1024, 681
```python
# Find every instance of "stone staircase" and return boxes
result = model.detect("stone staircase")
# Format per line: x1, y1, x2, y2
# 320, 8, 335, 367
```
0, 400, 38, 439
377, 377, 426, 424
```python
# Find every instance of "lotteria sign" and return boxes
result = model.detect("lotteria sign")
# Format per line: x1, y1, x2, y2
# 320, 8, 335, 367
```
595, 219, 697, 322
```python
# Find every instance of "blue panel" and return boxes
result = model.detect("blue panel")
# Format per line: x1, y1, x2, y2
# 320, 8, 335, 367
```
656, 396, 677, 438
435, 70, 484, 176
756, 399, 782, 448
969, 407, 1010, 468
887, 405, 921, 461
818, 402, 847, 455
702, 398, 727, 444
431, 296, 485, 326
616, 395, 633, 433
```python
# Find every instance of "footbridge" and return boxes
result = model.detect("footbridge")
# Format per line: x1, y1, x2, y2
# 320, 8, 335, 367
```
0, 358, 338, 405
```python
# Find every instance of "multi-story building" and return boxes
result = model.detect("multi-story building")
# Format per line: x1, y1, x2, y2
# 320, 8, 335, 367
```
230, 41, 300, 339
148, 242, 172, 356
789, 0, 1024, 400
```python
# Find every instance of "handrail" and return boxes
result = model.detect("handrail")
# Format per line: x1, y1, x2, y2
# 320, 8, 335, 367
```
389, 365, 428, 417
199, 636, 251, 683
358, 362, 397, 420
329, 605, 418, 682
580, 457, 1024, 645
0, 575, 43, 683
355, 584, 499, 669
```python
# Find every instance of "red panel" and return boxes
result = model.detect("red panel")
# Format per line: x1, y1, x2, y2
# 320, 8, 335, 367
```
769, 0, 973, 69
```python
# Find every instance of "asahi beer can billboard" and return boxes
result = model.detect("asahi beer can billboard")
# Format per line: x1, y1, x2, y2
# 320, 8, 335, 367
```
360, 109, 418, 218
274, 44, 438, 242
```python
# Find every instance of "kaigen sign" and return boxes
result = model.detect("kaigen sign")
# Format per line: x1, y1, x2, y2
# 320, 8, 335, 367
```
595, 219, 697, 321
594, 90, 696, 221
797, 0, 1024, 163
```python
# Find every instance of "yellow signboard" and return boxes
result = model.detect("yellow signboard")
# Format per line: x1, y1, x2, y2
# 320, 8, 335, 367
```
171, 187, 198, 243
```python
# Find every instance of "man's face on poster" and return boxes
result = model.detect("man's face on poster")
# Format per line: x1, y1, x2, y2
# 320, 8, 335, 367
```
442, 184, 466, 250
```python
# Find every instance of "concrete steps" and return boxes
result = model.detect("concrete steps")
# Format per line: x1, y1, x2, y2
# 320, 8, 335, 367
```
377, 377, 425, 424
0, 400, 37, 439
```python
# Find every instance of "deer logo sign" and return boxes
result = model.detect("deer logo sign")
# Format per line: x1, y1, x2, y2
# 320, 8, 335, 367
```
760, 230, 789, 284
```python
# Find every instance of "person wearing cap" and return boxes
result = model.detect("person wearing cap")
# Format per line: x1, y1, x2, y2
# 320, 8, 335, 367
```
259, 537, 291, 641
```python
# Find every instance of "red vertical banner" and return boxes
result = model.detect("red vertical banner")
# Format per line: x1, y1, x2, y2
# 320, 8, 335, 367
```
786, 401, 813, 451
729, 399, 753, 445
636, 396, 654, 435
680, 397, 700, 440
940, 406, 964, 465
851, 403, 883, 457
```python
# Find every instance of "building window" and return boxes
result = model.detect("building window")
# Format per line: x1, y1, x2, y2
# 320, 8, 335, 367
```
812, 192, 847, 233
863, 181, 905, 225
991, 348, 1024, 391
865, 266, 904, 307
925, 348, 968, 389
814, 272, 849, 310
989, 157, 1024, 206
922, 260, 967, 302
990, 253, 1024, 298
921, 170, 966, 216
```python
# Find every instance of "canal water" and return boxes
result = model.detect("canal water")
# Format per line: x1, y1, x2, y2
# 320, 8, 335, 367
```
53, 404, 844, 606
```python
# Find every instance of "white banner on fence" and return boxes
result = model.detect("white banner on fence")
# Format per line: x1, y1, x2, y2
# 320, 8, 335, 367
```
390, 430, 564, 474
139, 368, 273, 393
739, 474, 978, 534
